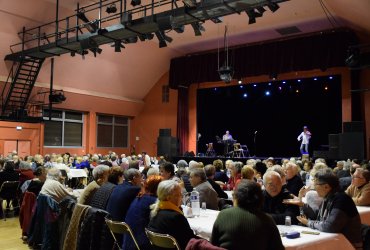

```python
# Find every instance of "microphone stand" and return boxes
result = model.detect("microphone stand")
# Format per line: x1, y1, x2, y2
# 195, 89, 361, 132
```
253, 132, 257, 157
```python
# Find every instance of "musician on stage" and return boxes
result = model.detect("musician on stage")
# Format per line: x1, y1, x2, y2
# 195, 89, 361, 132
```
222, 131, 234, 156
222, 131, 233, 141
297, 126, 311, 155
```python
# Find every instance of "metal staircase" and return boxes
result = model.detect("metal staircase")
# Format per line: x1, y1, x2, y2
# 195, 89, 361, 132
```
0, 56, 44, 120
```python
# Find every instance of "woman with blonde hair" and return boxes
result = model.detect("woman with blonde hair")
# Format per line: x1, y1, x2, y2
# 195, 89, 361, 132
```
148, 180, 197, 249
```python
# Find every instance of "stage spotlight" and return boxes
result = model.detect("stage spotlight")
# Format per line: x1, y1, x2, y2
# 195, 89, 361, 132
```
191, 22, 205, 36
113, 40, 125, 52
131, 0, 141, 6
243, 93, 248, 98
265, 91, 271, 96
267, 1, 280, 12
256, 6, 266, 14
155, 31, 167, 48
183, 0, 196, 8
106, 4, 117, 14
314, 78, 318, 81
246, 9, 263, 24
210, 17, 223, 23
218, 65, 233, 84
238, 80, 242, 84
49, 91, 66, 103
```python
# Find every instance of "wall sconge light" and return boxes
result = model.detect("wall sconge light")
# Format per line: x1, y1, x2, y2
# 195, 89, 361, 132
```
16, 126, 23, 131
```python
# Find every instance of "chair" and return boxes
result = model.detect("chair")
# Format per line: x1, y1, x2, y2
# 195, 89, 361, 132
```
0, 181, 20, 220
232, 143, 243, 157
105, 218, 141, 250
145, 228, 180, 250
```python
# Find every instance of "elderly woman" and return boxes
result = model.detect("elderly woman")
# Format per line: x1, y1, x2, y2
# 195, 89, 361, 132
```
23, 167, 47, 196
296, 169, 363, 249
148, 180, 197, 250
345, 168, 370, 206
124, 175, 163, 250
19, 161, 34, 186
79, 165, 110, 205
222, 161, 242, 191
211, 180, 284, 250
39, 167, 75, 202
159, 162, 181, 182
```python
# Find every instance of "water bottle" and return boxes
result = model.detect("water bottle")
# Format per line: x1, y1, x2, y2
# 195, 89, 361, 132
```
190, 188, 200, 217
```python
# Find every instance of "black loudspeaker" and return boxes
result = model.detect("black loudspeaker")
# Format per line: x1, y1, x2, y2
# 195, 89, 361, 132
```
339, 132, 364, 160
159, 128, 171, 137
157, 137, 178, 157
343, 121, 364, 133
313, 150, 330, 159
328, 134, 339, 148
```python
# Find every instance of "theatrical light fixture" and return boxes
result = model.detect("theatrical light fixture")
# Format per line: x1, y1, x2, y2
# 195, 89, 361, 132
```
218, 26, 234, 83
190, 22, 205, 36
256, 6, 266, 15
210, 17, 223, 23
238, 80, 242, 84
183, 0, 196, 8
267, 1, 280, 12
113, 40, 125, 52
131, 0, 141, 7
106, 4, 117, 14
155, 31, 172, 48
245, 9, 263, 24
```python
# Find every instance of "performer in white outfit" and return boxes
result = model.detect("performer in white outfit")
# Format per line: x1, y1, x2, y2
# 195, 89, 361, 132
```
297, 126, 311, 154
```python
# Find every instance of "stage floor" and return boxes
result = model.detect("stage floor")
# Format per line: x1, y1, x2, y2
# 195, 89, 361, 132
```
171, 155, 285, 165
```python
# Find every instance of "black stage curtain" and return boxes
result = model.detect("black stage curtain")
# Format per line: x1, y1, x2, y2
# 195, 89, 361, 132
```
169, 29, 358, 89
177, 87, 189, 155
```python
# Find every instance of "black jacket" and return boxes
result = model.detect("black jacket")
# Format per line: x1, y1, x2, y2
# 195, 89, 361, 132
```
148, 209, 197, 250
262, 188, 300, 225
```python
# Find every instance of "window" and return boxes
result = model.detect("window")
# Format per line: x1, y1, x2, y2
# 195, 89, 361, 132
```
97, 115, 129, 148
43, 110, 83, 147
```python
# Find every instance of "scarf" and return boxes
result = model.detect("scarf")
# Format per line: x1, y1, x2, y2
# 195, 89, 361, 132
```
158, 200, 183, 215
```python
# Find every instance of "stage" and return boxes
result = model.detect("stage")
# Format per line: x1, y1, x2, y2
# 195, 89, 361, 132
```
171, 155, 285, 166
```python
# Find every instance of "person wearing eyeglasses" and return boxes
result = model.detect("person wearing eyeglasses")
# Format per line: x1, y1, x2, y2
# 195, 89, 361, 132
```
345, 168, 370, 206
296, 169, 363, 249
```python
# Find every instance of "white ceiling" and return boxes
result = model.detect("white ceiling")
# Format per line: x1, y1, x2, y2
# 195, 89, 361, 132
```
1, 0, 370, 100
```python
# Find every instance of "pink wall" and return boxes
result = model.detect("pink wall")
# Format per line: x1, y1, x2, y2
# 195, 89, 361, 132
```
130, 72, 178, 156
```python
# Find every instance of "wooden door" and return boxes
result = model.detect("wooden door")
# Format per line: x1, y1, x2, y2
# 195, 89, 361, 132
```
18, 141, 31, 158
4, 140, 17, 156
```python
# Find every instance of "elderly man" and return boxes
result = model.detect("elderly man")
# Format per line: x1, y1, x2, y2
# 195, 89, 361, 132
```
106, 168, 142, 221
285, 162, 304, 196
345, 168, 370, 206
79, 165, 110, 205
189, 168, 218, 210
334, 161, 350, 179
262, 171, 299, 225
204, 164, 228, 200
39, 167, 75, 203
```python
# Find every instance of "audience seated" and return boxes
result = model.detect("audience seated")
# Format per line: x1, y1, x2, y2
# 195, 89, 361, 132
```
211, 180, 284, 250
18, 161, 34, 187
189, 167, 218, 210
345, 168, 370, 206
124, 175, 163, 250
148, 180, 198, 250
0, 161, 19, 188
106, 168, 142, 221
213, 159, 229, 184
262, 171, 299, 225
40, 167, 75, 203
297, 169, 363, 249
223, 161, 242, 191
285, 162, 304, 196
205, 164, 228, 200
79, 165, 109, 205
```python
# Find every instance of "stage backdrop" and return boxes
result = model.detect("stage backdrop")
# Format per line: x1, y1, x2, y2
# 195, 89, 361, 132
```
197, 75, 342, 157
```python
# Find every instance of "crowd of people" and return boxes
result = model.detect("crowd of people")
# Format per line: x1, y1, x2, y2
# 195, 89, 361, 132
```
0, 151, 369, 249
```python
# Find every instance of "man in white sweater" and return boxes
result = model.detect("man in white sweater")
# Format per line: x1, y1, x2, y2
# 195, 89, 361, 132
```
40, 167, 75, 202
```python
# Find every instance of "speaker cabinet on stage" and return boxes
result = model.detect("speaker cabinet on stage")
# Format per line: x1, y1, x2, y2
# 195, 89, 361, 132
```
157, 136, 178, 157
343, 121, 364, 133
339, 132, 364, 160
328, 134, 339, 159
159, 128, 171, 137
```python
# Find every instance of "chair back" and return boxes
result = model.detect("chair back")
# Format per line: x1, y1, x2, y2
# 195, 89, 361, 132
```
105, 218, 141, 250
0, 181, 19, 200
233, 143, 241, 151
145, 228, 180, 250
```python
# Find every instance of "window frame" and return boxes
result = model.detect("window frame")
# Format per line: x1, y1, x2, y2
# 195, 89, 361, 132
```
43, 110, 84, 148
96, 114, 129, 148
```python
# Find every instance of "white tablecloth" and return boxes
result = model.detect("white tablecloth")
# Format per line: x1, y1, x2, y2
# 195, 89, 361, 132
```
187, 209, 354, 250
67, 169, 88, 179
357, 206, 370, 225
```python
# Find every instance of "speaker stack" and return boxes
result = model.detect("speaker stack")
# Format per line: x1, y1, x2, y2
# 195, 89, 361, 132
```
157, 129, 179, 157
